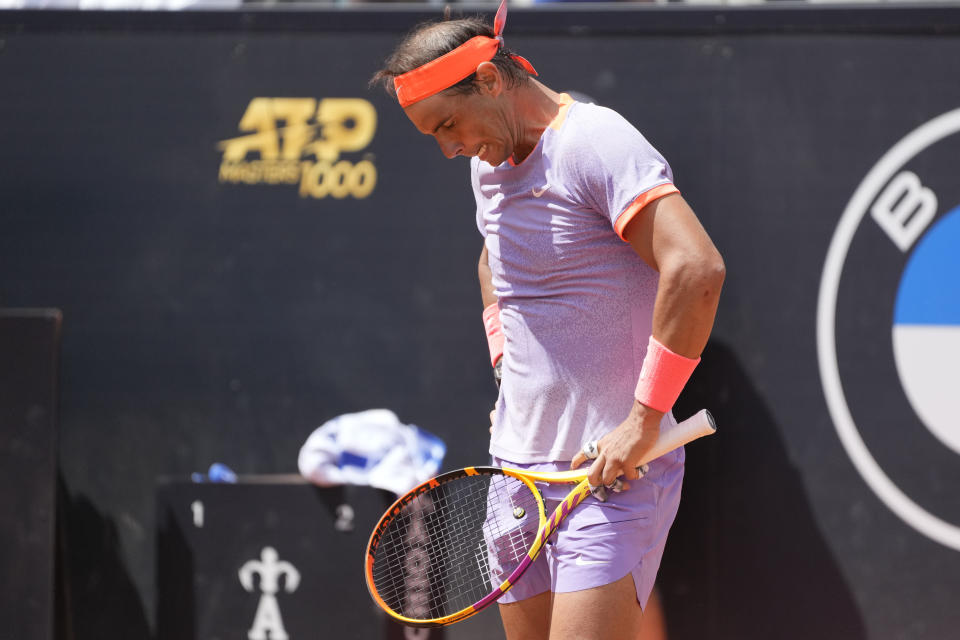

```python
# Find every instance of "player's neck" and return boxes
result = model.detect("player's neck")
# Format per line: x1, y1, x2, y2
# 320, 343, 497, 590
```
509, 81, 566, 164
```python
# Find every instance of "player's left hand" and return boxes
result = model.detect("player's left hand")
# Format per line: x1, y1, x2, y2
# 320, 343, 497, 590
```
570, 400, 663, 488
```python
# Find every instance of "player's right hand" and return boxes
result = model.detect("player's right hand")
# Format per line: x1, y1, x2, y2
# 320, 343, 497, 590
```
571, 400, 662, 486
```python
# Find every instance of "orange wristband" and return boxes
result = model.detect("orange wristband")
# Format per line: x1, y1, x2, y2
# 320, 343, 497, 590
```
634, 336, 700, 412
482, 303, 504, 367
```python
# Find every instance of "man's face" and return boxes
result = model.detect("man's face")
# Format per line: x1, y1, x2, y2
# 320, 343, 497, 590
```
403, 89, 513, 166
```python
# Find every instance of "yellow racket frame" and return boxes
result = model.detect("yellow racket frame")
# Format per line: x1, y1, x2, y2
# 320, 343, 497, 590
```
364, 466, 591, 627
364, 409, 716, 627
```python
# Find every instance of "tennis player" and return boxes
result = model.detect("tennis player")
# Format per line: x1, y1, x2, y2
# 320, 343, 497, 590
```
372, 2, 724, 638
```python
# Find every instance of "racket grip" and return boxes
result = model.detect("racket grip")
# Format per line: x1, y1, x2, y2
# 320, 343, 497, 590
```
636, 409, 716, 467
508, 409, 716, 485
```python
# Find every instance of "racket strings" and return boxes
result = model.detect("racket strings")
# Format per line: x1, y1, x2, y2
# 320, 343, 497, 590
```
371, 472, 541, 621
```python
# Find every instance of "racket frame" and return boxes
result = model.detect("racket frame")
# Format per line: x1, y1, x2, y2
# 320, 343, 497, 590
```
365, 466, 556, 627
364, 408, 716, 627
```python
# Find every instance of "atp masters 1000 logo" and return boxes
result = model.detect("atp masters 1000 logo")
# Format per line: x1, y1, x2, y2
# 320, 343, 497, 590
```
818, 108, 960, 551
218, 98, 377, 199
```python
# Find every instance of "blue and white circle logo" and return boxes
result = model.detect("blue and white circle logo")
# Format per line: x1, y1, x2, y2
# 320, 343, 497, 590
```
818, 109, 960, 551
893, 206, 960, 455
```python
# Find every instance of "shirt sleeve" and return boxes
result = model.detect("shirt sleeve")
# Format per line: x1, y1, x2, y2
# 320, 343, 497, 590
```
561, 105, 678, 241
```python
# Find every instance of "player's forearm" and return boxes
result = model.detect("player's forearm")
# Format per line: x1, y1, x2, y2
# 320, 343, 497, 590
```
622, 194, 723, 358
478, 243, 504, 386
650, 249, 725, 358
478, 243, 498, 308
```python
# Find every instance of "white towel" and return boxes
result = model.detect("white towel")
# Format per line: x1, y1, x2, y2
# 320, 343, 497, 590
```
297, 409, 446, 496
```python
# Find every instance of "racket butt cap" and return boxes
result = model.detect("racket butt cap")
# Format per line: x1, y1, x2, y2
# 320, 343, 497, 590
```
700, 409, 717, 433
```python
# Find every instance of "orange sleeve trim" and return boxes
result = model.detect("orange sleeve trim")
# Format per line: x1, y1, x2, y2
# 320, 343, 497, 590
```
613, 183, 679, 241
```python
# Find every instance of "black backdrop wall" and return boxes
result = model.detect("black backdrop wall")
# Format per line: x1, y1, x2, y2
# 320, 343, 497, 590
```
1, 6, 959, 640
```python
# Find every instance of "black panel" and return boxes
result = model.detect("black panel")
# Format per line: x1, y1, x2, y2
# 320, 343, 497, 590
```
0, 309, 62, 640
155, 479, 452, 640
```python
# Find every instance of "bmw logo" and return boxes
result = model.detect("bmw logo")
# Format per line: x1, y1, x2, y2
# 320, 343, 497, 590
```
818, 108, 960, 550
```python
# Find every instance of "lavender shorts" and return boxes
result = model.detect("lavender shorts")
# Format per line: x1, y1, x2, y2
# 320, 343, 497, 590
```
491, 447, 684, 610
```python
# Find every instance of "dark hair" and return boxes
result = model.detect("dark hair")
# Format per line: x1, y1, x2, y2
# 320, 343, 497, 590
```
371, 14, 531, 100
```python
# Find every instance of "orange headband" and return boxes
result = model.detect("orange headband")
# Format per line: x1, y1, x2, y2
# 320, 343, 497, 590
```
394, 0, 537, 108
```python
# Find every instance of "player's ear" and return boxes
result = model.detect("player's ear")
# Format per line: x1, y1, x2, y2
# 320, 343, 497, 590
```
474, 62, 502, 97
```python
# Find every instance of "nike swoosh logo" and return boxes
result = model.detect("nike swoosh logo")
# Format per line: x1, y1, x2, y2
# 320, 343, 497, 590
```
532, 184, 549, 197
574, 556, 609, 566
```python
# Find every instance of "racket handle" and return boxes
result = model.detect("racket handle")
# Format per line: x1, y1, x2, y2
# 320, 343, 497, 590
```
591, 411, 714, 500
511, 409, 717, 485
637, 409, 716, 467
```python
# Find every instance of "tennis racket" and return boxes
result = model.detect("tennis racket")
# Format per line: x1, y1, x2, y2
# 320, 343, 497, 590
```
365, 408, 716, 627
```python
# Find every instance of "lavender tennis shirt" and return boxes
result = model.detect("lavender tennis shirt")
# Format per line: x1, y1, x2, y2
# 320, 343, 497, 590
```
473, 96, 679, 463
